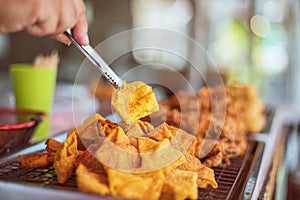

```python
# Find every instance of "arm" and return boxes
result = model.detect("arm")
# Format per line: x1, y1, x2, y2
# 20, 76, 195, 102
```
0, 0, 89, 45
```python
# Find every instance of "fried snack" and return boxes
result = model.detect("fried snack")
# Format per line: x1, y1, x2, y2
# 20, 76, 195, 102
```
45, 139, 64, 163
18, 152, 51, 169
71, 113, 107, 150
96, 139, 140, 171
95, 119, 141, 170
177, 154, 218, 188
76, 164, 110, 196
54, 131, 79, 184
195, 113, 248, 167
112, 81, 159, 124
18, 112, 218, 200
198, 84, 266, 133
107, 168, 165, 200
119, 120, 155, 137
138, 137, 182, 171
160, 169, 198, 200
74, 143, 106, 174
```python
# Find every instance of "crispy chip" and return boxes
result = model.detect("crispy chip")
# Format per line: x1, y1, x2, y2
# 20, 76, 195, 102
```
112, 81, 159, 124
148, 123, 195, 155
138, 137, 182, 172
70, 114, 106, 151
95, 123, 140, 171
108, 168, 164, 200
74, 143, 106, 174
119, 120, 154, 137
45, 139, 64, 163
160, 169, 198, 200
177, 154, 218, 189
54, 131, 79, 184
18, 152, 51, 169
76, 164, 110, 196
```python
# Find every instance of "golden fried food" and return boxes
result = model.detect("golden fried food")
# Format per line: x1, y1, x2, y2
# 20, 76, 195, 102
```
74, 143, 106, 174
195, 113, 248, 167
160, 169, 198, 200
108, 168, 165, 200
198, 84, 266, 133
147, 84, 265, 168
18, 152, 51, 169
45, 139, 64, 163
177, 154, 218, 188
138, 137, 182, 171
95, 120, 140, 170
76, 164, 110, 196
71, 113, 107, 150
112, 81, 159, 124
54, 131, 79, 184
18, 111, 219, 200
119, 120, 154, 137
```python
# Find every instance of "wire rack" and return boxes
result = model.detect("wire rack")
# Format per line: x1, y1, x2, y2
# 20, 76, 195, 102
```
0, 140, 263, 200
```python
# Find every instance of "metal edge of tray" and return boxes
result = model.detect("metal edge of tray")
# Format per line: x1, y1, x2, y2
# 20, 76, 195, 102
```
0, 181, 120, 200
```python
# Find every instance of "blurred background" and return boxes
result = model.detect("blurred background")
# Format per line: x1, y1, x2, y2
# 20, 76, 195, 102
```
0, 0, 299, 108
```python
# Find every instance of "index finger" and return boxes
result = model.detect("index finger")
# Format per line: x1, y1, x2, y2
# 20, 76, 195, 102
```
72, 15, 89, 46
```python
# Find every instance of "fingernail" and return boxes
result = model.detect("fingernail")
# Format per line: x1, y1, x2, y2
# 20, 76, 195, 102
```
82, 34, 89, 45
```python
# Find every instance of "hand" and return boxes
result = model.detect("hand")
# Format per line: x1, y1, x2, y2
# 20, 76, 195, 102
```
0, 0, 89, 45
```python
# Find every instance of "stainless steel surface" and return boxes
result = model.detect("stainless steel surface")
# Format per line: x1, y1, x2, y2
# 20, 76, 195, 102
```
64, 30, 124, 89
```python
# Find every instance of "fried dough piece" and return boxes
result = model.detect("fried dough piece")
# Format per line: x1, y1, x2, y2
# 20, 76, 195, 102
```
119, 120, 154, 137
198, 84, 266, 133
112, 81, 159, 124
45, 139, 64, 163
74, 143, 106, 174
160, 169, 198, 200
18, 152, 51, 169
95, 122, 141, 171
76, 164, 110, 196
54, 131, 79, 184
107, 168, 164, 200
177, 154, 218, 189
148, 122, 196, 156
138, 137, 182, 172
70, 113, 106, 151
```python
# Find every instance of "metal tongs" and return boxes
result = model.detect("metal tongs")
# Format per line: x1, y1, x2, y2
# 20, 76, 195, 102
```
64, 30, 124, 89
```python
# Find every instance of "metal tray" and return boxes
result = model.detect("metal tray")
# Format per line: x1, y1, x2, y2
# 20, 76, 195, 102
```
0, 106, 279, 200
0, 131, 265, 200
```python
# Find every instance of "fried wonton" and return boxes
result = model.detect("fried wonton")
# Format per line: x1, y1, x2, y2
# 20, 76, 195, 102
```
111, 81, 159, 124
54, 131, 79, 184
177, 154, 218, 189
70, 113, 106, 151
148, 123, 195, 154
45, 138, 64, 163
76, 164, 110, 196
119, 120, 154, 137
160, 169, 198, 200
18, 152, 51, 169
137, 137, 182, 172
95, 122, 140, 171
74, 143, 106, 174
107, 168, 165, 200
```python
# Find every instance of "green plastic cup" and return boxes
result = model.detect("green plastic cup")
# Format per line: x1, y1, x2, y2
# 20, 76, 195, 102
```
10, 64, 57, 141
